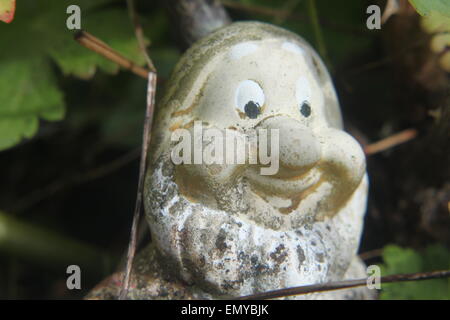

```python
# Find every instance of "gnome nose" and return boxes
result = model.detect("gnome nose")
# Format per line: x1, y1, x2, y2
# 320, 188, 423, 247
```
258, 116, 321, 173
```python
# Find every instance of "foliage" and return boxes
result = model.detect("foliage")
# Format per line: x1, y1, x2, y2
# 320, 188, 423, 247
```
0, 0, 448, 299
379, 245, 450, 300
0, 0, 145, 151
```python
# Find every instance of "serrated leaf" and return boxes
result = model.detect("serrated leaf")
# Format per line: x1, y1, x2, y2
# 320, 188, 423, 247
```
0, 59, 65, 150
379, 245, 450, 300
0, 0, 146, 150
0, 0, 15, 23
408, 0, 450, 18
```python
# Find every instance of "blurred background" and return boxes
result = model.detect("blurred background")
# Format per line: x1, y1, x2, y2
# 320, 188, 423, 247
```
0, 0, 448, 299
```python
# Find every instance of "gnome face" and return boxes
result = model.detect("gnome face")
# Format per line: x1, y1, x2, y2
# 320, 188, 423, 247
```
168, 35, 365, 224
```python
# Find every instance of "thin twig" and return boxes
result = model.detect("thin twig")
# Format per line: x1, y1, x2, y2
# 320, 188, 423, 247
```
75, 30, 150, 79
236, 269, 450, 300
116, 214, 149, 270
364, 129, 418, 155
359, 248, 384, 261
118, 71, 157, 300
118, 2, 158, 300
126, 0, 156, 72
74, 27, 157, 299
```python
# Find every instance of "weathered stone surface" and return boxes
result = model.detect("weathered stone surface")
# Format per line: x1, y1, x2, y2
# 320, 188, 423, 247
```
89, 21, 372, 300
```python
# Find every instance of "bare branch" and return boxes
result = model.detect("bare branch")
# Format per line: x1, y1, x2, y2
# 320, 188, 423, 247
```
236, 269, 450, 300
74, 30, 150, 79
364, 128, 418, 155
118, 71, 157, 300
359, 248, 384, 261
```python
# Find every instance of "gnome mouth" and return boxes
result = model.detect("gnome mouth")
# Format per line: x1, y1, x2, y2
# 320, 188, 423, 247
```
245, 165, 321, 194
244, 165, 325, 215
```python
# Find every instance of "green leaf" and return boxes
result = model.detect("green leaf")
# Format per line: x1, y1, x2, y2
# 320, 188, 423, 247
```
0, 0, 15, 23
0, 59, 64, 150
408, 0, 450, 18
0, 0, 146, 150
379, 245, 450, 300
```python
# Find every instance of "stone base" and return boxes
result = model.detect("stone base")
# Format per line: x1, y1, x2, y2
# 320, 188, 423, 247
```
86, 245, 376, 300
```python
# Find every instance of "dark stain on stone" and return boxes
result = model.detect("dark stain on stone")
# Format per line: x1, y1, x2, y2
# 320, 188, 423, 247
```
297, 246, 306, 266
315, 252, 324, 263
270, 244, 288, 264
221, 278, 244, 291
158, 288, 169, 297
169, 201, 184, 216
199, 255, 206, 267
238, 251, 247, 260
215, 229, 229, 253
161, 157, 174, 177
254, 263, 271, 274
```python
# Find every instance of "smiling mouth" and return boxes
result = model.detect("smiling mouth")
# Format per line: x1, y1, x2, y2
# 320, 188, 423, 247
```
244, 166, 324, 214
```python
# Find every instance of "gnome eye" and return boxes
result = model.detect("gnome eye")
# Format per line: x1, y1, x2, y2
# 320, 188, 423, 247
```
296, 75, 312, 113
300, 101, 311, 117
235, 80, 265, 119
